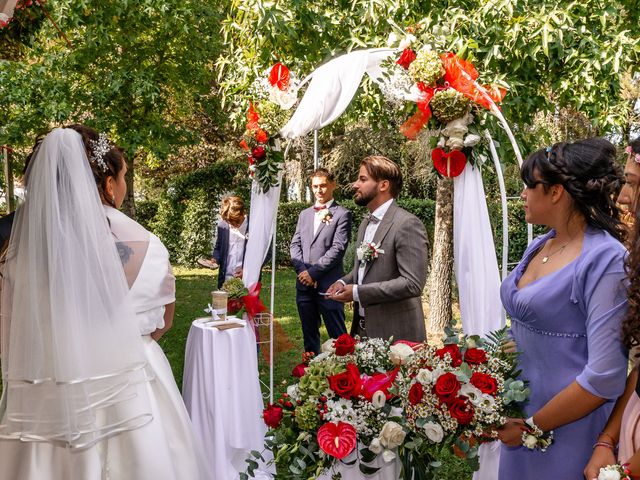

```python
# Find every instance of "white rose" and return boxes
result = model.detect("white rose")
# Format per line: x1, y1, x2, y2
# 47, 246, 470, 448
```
382, 449, 397, 463
465, 338, 477, 348
446, 136, 465, 150
464, 133, 482, 147
475, 393, 497, 413
372, 390, 386, 409
286, 384, 299, 401
389, 406, 403, 418
398, 34, 417, 50
423, 422, 444, 443
379, 421, 406, 449
386, 32, 399, 47
321, 339, 335, 354
522, 433, 538, 449
369, 437, 383, 454
416, 368, 434, 385
436, 136, 447, 148
598, 466, 622, 480
442, 114, 473, 138
389, 343, 415, 365
269, 87, 298, 110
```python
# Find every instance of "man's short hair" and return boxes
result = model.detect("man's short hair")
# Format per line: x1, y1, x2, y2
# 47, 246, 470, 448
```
309, 168, 335, 183
360, 156, 403, 197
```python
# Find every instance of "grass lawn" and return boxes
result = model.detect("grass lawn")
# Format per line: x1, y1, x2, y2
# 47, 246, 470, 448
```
167, 266, 473, 480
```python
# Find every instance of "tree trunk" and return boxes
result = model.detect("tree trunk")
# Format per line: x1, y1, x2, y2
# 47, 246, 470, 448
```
121, 150, 135, 218
427, 176, 454, 335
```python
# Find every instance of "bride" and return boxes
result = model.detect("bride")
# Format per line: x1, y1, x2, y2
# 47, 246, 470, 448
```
0, 126, 211, 479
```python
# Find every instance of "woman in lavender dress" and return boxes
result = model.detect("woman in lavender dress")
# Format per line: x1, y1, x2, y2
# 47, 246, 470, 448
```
497, 138, 629, 479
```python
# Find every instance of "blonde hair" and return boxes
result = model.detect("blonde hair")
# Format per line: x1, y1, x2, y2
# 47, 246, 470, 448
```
361, 155, 403, 197
220, 196, 246, 226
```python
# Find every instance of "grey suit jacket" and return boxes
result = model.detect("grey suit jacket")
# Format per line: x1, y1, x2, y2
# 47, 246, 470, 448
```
290, 202, 352, 292
341, 201, 428, 342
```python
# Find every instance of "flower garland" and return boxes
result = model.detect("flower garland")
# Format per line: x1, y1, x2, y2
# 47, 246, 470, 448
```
380, 27, 507, 178
240, 62, 299, 192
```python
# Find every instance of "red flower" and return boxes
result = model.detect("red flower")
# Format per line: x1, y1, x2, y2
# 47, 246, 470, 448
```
252, 146, 266, 160
317, 421, 357, 459
433, 372, 461, 404
464, 348, 488, 365
470, 372, 498, 395
362, 367, 399, 400
396, 48, 417, 69
334, 334, 356, 356
268, 62, 290, 91
239, 139, 250, 151
291, 363, 307, 378
408, 382, 424, 405
328, 363, 362, 398
435, 344, 463, 367
227, 298, 244, 315
262, 404, 283, 428
448, 397, 475, 425
255, 129, 268, 144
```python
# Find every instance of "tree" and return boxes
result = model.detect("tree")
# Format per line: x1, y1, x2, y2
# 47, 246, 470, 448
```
0, 0, 222, 214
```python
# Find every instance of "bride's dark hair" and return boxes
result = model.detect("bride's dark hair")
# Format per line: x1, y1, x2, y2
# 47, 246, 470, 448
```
622, 137, 640, 354
520, 137, 625, 243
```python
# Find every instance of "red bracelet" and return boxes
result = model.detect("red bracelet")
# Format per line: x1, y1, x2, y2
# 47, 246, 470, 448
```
592, 441, 614, 450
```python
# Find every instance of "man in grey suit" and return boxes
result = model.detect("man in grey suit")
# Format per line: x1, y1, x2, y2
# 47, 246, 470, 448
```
327, 156, 428, 342
290, 169, 352, 354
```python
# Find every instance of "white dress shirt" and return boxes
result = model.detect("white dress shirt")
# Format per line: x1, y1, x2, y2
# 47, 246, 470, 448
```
313, 199, 334, 236
225, 218, 248, 281
352, 198, 393, 316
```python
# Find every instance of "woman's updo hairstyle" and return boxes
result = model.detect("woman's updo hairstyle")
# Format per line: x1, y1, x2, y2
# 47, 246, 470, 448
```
520, 137, 625, 243
63, 124, 126, 207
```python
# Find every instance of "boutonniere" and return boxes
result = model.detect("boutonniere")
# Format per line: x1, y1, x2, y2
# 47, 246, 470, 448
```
356, 241, 385, 265
316, 207, 333, 225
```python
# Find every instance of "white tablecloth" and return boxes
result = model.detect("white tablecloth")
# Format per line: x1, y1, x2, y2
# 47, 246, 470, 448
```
182, 319, 268, 479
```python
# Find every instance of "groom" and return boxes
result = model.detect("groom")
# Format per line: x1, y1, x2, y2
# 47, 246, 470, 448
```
327, 156, 428, 342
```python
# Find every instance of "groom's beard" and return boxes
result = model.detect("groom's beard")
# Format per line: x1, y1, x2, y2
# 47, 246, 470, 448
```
354, 189, 377, 206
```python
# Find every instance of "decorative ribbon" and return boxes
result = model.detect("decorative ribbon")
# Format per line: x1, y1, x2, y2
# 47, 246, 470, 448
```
241, 281, 267, 320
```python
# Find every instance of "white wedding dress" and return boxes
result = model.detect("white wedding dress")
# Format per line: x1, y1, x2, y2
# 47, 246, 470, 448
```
0, 201, 211, 479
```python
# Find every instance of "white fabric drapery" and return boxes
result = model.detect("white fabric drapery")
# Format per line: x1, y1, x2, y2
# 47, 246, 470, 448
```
453, 162, 504, 480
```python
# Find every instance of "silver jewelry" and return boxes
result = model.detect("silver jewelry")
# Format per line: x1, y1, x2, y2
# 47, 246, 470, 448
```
89, 133, 111, 172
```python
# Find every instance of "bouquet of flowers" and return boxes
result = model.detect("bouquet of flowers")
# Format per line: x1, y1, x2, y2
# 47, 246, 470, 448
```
380, 26, 507, 177
598, 464, 633, 480
396, 327, 529, 477
240, 62, 299, 192
247, 334, 408, 478
221, 278, 266, 320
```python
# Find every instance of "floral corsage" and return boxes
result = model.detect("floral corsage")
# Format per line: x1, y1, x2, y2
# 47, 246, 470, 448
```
357, 241, 385, 265
315, 207, 333, 225
598, 463, 633, 480
521, 417, 554, 452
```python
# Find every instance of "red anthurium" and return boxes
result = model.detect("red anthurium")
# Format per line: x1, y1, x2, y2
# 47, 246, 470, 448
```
268, 62, 290, 91
431, 148, 467, 178
317, 422, 357, 459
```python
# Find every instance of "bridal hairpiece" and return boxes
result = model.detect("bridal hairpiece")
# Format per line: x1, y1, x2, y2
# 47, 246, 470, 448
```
626, 146, 640, 164
89, 133, 111, 172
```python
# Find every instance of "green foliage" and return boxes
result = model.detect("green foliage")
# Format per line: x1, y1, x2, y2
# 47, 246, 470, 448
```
177, 190, 214, 266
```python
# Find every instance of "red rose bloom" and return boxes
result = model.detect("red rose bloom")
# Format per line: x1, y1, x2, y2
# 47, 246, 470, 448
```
464, 348, 488, 365
448, 397, 475, 425
435, 344, 463, 367
396, 48, 417, 69
470, 372, 498, 395
291, 363, 307, 378
433, 372, 461, 404
334, 334, 356, 356
252, 146, 266, 160
408, 382, 424, 405
263, 404, 283, 428
328, 363, 362, 398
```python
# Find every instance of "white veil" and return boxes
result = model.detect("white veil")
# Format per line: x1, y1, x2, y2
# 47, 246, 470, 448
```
0, 128, 153, 449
